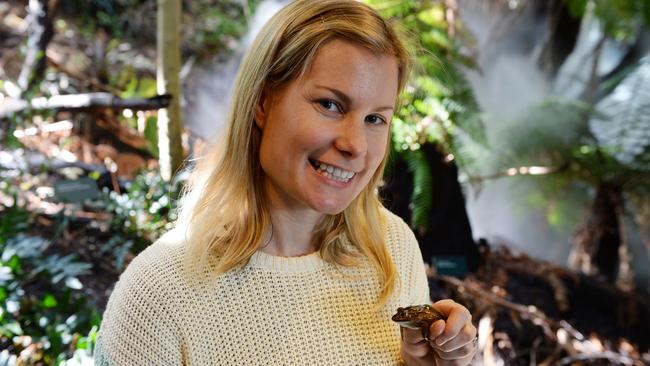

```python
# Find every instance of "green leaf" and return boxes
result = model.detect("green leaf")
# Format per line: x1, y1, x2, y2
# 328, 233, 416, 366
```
41, 293, 58, 308
404, 149, 433, 230
3, 321, 23, 336
567, 0, 588, 18
417, 6, 446, 28
144, 116, 159, 158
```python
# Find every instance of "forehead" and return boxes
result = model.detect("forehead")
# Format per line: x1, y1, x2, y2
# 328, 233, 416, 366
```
296, 39, 399, 103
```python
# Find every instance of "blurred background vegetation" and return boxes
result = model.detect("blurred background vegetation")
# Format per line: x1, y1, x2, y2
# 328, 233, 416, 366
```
0, 0, 649, 364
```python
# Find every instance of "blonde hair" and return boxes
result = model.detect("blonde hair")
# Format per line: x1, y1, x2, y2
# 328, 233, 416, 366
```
179, 0, 412, 308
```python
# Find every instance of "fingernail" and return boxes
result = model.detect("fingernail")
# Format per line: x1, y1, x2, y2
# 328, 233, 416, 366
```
436, 337, 447, 346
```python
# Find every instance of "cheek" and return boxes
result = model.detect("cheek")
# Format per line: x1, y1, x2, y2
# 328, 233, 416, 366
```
367, 135, 389, 169
357, 144, 386, 190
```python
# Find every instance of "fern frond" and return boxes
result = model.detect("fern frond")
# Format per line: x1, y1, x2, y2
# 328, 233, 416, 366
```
489, 98, 593, 171
403, 149, 433, 230
590, 56, 650, 169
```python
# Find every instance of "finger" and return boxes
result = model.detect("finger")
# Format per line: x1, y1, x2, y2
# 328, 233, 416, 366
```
431, 323, 476, 353
401, 327, 428, 345
434, 344, 478, 366
400, 327, 430, 358
429, 319, 446, 340
431, 300, 472, 346
434, 344, 475, 361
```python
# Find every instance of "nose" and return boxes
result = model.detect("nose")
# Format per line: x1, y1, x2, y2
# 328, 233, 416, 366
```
334, 118, 367, 159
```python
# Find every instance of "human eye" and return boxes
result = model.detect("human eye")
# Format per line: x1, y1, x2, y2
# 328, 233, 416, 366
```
365, 114, 387, 125
316, 99, 342, 113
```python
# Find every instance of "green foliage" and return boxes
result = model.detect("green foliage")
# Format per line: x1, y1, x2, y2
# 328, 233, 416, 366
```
484, 96, 650, 187
367, 0, 485, 157
403, 149, 433, 231
488, 98, 593, 171
514, 175, 591, 233
0, 165, 183, 363
567, 0, 650, 42
465, 2, 650, 236
480, 86, 650, 231
114, 67, 157, 99
0, 198, 100, 364
3, 113, 25, 150
88, 170, 184, 270
59, 0, 262, 58
143, 115, 160, 158
367, 0, 484, 229
59, 326, 97, 365
183, 1, 252, 58
60, 0, 153, 40
0, 195, 28, 242
590, 58, 650, 173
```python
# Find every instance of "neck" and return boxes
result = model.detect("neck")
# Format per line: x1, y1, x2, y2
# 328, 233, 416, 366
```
262, 206, 324, 257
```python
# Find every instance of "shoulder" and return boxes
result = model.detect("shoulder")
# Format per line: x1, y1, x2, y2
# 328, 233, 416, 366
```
381, 208, 431, 305
103, 227, 188, 315
123, 228, 187, 282
95, 229, 187, 364
127, 229, 185, 272
381, 208, 418, 250
381, 208, 422, 267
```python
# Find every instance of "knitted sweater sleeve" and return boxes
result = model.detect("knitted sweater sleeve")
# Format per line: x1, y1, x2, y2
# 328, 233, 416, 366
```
94, 245, 183, 365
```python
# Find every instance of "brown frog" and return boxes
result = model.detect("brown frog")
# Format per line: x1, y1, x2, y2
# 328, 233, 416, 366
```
392, 304, 445, 341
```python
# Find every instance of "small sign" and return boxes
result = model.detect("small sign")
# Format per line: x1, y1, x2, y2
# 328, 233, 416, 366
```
431, 256, 468, 278
53, 177, 100, 202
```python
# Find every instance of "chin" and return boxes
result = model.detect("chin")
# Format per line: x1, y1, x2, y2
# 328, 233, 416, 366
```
314, 205, 347, 216
321, 207, 347, 216
311, 199, 351, 216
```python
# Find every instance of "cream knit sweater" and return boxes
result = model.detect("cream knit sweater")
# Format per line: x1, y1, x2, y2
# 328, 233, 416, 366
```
95, 210, 430, 365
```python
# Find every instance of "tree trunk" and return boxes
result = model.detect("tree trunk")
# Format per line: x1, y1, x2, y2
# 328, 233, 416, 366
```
631, 195, 650, 293
569, 183, 626, 284
157, 0, 184, 181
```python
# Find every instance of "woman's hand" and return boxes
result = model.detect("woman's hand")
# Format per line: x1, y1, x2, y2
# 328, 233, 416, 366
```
400, 299, 477, 366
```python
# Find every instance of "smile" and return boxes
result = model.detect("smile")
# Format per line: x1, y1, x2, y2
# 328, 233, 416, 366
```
309, 159, 356, 182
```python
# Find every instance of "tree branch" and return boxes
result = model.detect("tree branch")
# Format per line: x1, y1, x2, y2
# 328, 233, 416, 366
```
1, 93, 171, 118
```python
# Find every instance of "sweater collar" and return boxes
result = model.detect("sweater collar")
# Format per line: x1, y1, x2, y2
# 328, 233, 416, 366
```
247, 250, 327, 272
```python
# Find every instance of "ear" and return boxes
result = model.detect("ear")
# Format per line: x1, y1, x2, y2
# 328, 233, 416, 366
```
254, 87, 271, 129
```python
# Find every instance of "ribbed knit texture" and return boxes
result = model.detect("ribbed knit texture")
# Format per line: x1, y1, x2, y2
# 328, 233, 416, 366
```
95, 210, 430, 365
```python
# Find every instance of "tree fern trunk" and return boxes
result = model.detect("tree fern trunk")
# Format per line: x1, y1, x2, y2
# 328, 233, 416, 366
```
569, 183, 625, 284
383, 143, 478, 272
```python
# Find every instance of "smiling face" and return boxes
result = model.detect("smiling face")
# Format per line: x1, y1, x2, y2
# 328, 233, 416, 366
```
254, 39, 399, 217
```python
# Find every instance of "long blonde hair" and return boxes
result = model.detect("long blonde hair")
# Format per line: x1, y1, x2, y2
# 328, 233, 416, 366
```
179, 0, 412, 307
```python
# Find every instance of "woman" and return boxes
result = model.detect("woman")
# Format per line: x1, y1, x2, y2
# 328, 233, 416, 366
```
95, 0, 477, 365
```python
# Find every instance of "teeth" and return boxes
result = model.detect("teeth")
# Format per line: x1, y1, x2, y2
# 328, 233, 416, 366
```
314, 161, 355, 182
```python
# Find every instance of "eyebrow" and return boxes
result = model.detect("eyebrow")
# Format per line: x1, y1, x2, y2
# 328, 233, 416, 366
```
314, 85, 394, 112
